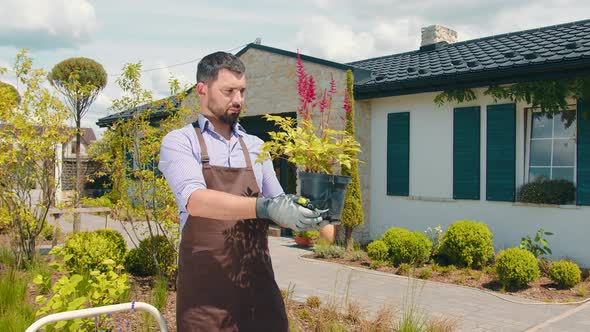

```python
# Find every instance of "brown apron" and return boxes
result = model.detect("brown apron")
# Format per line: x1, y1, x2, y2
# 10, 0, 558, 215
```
176, 126, 288, 332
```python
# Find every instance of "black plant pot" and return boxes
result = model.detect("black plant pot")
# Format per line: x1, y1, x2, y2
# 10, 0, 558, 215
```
299, 171, 351, 221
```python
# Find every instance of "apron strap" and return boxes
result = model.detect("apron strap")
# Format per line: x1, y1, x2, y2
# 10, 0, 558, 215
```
238, 137, 253, 169
194, 127, 210, 165
194, 125, 253, 169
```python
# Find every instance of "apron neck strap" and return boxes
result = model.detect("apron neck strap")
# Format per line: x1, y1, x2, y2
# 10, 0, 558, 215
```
238, 137, 252, 168
194, 127, 253, 168
194, 127, 210, 164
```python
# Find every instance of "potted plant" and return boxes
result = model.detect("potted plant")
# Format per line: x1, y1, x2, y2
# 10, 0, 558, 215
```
256, 53, 361, 222
293, 230, 320, 248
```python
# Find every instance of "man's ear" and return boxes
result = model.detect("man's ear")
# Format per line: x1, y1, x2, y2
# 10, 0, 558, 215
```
196, 82, 207, 97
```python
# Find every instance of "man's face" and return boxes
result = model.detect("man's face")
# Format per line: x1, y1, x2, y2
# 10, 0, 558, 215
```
201, 68, 246, 127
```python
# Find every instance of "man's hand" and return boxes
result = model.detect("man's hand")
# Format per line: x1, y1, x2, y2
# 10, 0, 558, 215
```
256, 194, 327, 232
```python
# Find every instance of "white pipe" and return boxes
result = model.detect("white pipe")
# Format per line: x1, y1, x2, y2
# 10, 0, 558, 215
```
25, 301, 168, 332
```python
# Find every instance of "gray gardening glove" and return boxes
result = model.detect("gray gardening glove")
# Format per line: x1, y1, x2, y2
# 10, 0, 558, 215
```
256, 194, 327, 232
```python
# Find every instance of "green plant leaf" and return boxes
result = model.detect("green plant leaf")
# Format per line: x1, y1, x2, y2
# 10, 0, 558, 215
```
67, 296, 87, 310
33, 274, 44, 285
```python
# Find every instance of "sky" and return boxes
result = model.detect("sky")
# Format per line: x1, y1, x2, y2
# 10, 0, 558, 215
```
0, 0, 589, 137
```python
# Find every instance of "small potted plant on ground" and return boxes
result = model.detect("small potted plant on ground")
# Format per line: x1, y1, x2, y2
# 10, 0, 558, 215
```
257, 52, 361, 222
293, 230, 320, 248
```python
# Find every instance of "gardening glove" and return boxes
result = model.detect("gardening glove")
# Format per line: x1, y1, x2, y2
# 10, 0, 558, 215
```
256, 194, 326, 232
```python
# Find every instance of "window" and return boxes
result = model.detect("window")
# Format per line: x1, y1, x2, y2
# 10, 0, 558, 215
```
71, 143, 76, 154
527, 109, 576, 183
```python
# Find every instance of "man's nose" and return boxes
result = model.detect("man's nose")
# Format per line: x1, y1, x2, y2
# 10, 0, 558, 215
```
231, 91, 244, 106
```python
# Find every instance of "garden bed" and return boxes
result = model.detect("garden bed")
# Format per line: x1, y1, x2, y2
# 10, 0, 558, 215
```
303, 252, 590, 304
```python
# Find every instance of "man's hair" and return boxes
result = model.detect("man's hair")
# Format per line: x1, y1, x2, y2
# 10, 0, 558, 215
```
196, 51, 245, 83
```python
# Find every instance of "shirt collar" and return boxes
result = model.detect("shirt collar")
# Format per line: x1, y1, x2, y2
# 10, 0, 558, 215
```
197, 114, 246, 138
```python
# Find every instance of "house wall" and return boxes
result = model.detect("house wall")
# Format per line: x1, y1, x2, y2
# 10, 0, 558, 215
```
369, 88, 590, 267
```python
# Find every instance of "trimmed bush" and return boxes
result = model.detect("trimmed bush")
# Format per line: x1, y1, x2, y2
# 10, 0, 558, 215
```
495, 248, 540, 288
94, 229, 127, 255
517, 178, 575, 205
381, 227, 432, 266
549, 260, 581, 288
63, 230, 126, 273
124, 235, 177, 277
441, 220, 494, 268
367, 240, 389, 262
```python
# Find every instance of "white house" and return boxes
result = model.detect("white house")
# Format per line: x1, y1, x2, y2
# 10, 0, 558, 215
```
98, 19, 590, 266
349, 20, 590, 267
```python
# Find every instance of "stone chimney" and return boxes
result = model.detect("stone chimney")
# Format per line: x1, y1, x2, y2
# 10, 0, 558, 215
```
421, 25, 458, 47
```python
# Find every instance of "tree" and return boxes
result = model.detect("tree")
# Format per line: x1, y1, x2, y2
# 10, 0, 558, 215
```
0, 80, 21, 106
340, 69, 364, 250
88, 63, 192, 278
0, 50, 71, 267
48, 57, 107, 232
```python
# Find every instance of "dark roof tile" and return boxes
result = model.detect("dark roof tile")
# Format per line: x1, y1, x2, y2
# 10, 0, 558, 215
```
350, 19, 590, 94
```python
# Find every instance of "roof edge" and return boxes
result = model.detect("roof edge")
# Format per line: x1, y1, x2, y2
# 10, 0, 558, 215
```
355, 60, 590, 100
236, 43, 353, 71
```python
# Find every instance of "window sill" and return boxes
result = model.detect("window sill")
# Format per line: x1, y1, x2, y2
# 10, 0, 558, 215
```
512, 202, 580, 209
407, 195, 456, 203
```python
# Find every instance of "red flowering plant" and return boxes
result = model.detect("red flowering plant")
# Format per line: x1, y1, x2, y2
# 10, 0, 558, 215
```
256, 53, 361, 175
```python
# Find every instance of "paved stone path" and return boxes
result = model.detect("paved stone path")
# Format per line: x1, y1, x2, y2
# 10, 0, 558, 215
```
269, 236, 590, 332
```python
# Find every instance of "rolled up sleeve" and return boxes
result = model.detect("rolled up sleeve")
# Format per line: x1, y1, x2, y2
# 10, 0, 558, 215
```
158, 130, 206, 212
260, 152, 284, 198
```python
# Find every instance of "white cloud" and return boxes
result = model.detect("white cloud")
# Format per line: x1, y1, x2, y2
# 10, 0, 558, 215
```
148, 61, 192, 99
296, 0, 590, 62
295, 16, 424, 62
296, 16, 375, 62
0, 0, 97, 49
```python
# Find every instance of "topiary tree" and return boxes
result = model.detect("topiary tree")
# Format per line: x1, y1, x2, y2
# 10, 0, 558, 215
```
48, 57, 107, 232
340, 69, 364, 250
0, 80, 21, 106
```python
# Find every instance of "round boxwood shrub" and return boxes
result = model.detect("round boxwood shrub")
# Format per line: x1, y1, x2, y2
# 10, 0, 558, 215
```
549, 260, 581, 288
94, 229, 127, 255
63, 230, 126, 273
381, 227, 432, 266
495, 247, 540, 288
124, 235, 177, 277
441, 220, 494, 268
367, 240, 389, 262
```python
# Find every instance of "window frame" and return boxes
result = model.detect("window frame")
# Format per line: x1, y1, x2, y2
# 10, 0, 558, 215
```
524, 106, 577, 185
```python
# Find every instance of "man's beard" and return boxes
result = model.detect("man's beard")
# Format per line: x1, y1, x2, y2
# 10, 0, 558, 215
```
219, 110, 239, 127
209, 98, 240, 127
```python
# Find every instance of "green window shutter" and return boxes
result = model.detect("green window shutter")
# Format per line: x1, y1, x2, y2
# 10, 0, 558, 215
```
577, 98, 590, 205
486, 103, 516, 201
387, 112, 410, 196
453, 106, 481, 199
